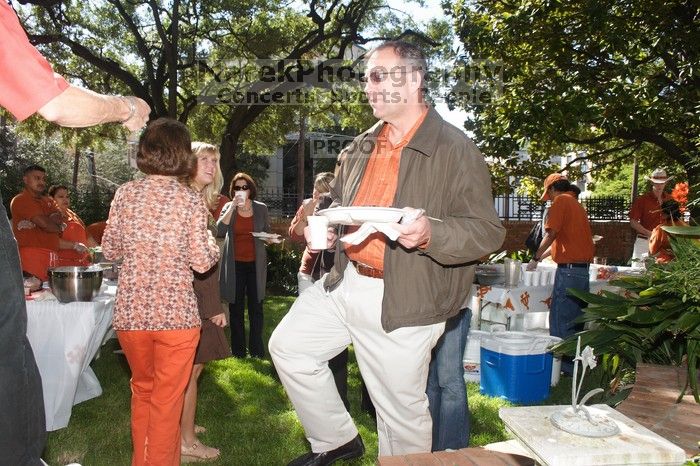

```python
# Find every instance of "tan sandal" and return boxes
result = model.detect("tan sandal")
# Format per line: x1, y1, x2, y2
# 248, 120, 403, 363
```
194, 425, 206, 434
181, 440, 220, 461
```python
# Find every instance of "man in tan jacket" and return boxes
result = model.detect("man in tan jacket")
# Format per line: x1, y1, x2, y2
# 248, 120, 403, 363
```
270, 41, 504, 464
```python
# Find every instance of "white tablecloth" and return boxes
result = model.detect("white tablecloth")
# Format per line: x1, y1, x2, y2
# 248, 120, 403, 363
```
25, 284, 115, 431
472, 265, 634, 330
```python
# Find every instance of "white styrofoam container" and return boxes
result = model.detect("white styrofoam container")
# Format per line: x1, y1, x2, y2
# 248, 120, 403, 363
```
463, 330, 491, 382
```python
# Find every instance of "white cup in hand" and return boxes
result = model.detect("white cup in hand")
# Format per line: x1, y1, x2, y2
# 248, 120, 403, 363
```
307, 216, 329, 250
234, 190, 248, 207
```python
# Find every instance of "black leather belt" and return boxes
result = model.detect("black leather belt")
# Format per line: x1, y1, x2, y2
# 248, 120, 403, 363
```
350, 260, 384, 279
557, 263, 589, 269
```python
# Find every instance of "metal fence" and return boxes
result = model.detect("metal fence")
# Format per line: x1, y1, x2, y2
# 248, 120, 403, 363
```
258, 189, 306, 218
256, 190, 632, 222
60, 189, 631, 225
495, 195, 630, 221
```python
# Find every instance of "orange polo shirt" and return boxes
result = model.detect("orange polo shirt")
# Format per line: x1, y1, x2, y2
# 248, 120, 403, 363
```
10, 189, 61, 250
0, 0, 69, 120
545, 192, 595, 264
629, 191, 672, 233
344, 110, 427, 270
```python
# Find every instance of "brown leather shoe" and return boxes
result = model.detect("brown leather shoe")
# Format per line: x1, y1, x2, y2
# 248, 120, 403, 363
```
287, 435, 364, 466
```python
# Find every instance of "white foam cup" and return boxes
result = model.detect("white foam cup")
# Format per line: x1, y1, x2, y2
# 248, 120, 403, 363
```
307, 216, 329, 250
523, 271, 535, 286
234, 190, 248, 206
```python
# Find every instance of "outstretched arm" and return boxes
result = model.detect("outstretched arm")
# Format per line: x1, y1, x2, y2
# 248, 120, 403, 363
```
37, 86, 150, 131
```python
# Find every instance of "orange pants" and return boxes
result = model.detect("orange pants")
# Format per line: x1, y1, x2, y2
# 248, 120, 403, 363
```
117, 328, 200, 466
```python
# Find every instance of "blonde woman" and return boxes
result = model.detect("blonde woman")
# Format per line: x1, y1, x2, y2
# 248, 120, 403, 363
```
180, 142, 231, 461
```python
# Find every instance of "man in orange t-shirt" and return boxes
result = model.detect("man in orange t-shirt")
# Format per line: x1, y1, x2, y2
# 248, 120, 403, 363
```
11, 165, 91, 278
11, 165, 63, 250
534, 176, 594, 374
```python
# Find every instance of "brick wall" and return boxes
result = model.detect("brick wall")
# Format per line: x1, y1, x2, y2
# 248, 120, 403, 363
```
501, 220, 636, 265
270, 217, 637, 265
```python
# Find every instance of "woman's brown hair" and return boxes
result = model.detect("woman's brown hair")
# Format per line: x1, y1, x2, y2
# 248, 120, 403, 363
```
136, 118, 195, 177
229, 172, 257, 200
48, 185, 69, 197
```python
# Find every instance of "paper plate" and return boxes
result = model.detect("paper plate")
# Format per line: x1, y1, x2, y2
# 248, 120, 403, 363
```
317, 206, 404, 226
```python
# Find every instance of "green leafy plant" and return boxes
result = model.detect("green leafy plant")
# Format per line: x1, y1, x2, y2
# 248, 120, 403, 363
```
555, 235, 700, 402
266, 244, 302, 295
485, 250, 508, 263
509, 249, 534, 263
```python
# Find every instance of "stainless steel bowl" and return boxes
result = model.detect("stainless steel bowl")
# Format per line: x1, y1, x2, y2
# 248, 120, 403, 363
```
475, 265, 504, 286
48, 266, 103, 303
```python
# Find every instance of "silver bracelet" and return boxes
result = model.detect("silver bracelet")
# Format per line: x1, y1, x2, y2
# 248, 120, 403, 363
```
119, 96, 136, 124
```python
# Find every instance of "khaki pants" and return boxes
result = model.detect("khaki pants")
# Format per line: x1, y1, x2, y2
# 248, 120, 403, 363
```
269, 262, 444, 456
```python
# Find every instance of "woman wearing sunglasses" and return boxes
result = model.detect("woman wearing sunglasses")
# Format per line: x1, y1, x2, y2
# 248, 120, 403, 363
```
217, 172, 271, 358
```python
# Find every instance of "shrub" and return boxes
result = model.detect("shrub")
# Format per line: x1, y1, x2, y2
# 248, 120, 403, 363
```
267, 244, 302, 295
557, 234, 700, 401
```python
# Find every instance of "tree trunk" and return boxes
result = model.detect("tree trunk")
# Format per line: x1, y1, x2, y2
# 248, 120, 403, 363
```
219, 130, 240, 195
72, 144, 80, 190
631, 157, 639, 204
684, 158, 700, 222
297, 114, 306, 207
85, 151, 99, 195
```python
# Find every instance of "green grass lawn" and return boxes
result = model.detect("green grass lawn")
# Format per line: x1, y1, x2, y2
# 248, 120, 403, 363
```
43, 295, 585, 466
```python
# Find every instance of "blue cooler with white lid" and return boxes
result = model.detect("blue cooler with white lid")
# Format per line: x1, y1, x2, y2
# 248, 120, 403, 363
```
480, 331, 558, 403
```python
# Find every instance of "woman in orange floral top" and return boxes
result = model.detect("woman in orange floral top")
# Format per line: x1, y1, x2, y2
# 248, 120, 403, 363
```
102, 118, 220, 466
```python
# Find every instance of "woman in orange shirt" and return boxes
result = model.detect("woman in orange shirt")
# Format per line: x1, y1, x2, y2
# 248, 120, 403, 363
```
102, 119, 220, 466
217, 173, 271, 358
48, 184, 97, 265
649, 199, 687, 263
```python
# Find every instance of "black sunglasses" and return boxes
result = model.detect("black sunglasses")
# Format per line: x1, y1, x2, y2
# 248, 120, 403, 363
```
233, 185, 250, 191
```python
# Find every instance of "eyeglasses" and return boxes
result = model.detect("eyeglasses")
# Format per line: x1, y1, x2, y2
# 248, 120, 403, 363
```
360, 68, 420, 84
233, 185, 250, 191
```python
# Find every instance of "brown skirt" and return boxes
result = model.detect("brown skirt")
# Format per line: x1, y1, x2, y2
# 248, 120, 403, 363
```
193, 264, 231, 364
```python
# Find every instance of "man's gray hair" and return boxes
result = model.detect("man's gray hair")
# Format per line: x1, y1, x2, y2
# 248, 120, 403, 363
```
365, 40, 428, 85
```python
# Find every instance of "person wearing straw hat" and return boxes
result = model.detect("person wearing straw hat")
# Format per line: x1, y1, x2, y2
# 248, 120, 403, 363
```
629, 168, 673, 261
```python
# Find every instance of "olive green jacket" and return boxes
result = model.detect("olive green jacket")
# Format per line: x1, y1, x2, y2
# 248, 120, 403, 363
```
325, 107, 505, 332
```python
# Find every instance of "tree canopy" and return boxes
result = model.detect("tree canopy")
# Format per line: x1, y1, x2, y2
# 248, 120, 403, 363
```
452, 0, 699, 209
15, 0, 450, 184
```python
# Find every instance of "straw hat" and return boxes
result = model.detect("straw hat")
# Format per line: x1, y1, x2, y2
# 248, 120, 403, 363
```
646, 168, 672, 184
540, 173, 567, 201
